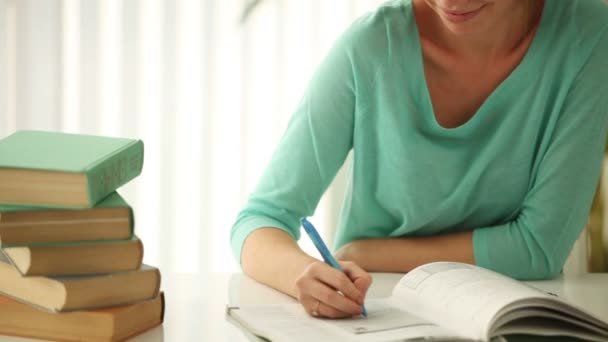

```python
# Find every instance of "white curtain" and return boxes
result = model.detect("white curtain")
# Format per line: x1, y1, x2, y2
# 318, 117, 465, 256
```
0, 0, 382, 273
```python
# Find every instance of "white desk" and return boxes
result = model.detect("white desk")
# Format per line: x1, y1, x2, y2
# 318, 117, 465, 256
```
1, 272, 607, 341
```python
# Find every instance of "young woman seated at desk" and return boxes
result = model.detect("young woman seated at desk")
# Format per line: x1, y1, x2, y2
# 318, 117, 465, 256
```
231, 0, 608, 319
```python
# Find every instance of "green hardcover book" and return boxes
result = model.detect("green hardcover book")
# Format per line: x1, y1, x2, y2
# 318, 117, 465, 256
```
0, 192, 134, 246
0, 130, 144, 208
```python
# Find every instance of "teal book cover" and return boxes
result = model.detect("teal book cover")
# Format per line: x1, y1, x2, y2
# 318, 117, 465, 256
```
0, 130, 144, 208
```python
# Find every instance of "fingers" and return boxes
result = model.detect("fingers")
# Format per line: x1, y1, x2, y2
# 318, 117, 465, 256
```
296, 261, 368, 318
318, 267, 364, 305
308, 298, 348, 319
339, 261, 373, 298
311, 278, 363, 317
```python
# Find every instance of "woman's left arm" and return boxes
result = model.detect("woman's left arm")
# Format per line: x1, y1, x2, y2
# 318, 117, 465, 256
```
340, 32, 608, 279
468, 32, 608, 280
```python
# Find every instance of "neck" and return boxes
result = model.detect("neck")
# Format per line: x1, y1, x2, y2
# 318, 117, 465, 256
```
425, 1, 543, 64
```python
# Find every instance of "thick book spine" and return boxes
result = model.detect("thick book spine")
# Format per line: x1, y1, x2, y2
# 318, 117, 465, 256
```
85, 140, 144, 206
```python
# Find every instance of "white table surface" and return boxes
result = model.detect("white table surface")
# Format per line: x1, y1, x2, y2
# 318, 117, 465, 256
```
1, 272, 607, 341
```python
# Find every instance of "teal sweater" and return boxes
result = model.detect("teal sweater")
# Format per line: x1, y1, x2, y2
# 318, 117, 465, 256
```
231, 0, 608, 279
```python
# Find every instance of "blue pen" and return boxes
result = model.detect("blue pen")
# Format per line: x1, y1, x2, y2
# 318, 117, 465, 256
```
300, 217, 368, 318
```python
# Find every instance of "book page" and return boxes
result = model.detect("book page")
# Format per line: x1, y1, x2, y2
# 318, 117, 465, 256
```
228, 299, 467, 342
391, 262, 552, 340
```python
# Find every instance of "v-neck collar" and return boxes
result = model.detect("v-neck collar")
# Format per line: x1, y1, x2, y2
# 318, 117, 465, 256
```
404, 0, 553, 137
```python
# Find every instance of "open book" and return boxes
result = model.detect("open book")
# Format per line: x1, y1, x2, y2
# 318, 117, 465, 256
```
227, 262, 608, 341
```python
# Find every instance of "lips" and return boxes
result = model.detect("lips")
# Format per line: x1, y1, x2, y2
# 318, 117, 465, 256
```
440, 5, 486, 23
445, 9, 477, 15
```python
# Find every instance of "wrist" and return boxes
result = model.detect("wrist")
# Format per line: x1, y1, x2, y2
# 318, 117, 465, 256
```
335, 240, 364, 263
286, 252, 320, 296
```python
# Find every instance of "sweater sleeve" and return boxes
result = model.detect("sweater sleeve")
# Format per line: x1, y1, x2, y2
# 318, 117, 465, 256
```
473, 32, 608, 280
230, 29, 360, 264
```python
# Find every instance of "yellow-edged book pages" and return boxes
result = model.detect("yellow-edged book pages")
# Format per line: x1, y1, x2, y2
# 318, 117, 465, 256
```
0, 192, 133, 246
0, 252, 160, 312
1, 235, 143, 276
0, 292, 164, 342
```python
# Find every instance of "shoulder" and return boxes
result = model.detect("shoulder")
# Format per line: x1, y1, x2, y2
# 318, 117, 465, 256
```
567, 0, 608, 72
547, 0, 608, 42
567, 0, 608, 28
336, 0, 415, 59
349, 0, 413, 32
539, 1, 608, 78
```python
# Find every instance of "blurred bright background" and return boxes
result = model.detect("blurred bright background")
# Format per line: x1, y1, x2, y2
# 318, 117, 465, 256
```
0, 0, 597, 276
0, 0, 384, 274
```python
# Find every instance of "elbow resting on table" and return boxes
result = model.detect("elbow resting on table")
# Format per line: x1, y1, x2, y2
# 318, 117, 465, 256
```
513, 259, 563, 281
475, 218, 581, 281
493, 239, 568, 281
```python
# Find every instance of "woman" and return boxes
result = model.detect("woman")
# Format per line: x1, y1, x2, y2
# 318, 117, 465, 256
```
231, 0, 608, 319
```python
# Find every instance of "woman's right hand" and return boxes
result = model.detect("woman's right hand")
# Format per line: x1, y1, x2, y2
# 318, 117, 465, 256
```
295, 260, 372, 319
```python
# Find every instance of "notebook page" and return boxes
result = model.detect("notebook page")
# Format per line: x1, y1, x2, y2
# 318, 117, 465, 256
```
229, 299, 466, 341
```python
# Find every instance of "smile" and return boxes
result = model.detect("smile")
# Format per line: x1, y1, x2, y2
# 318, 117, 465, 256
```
441, 5, 486, 23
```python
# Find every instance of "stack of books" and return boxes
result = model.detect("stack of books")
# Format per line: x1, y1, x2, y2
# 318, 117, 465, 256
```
0, 130, 164, 342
